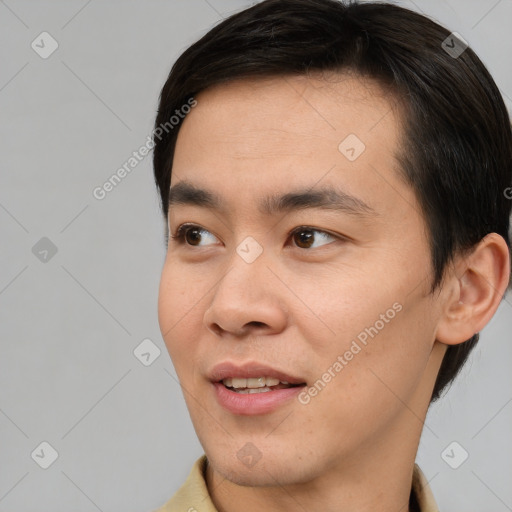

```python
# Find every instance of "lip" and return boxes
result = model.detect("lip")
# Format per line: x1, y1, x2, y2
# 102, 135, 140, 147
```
208, 361, 306, 416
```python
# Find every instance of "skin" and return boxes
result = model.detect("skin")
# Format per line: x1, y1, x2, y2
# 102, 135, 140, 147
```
157, 73, 510, 512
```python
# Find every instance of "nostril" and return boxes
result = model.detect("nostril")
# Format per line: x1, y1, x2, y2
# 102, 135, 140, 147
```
207, 321, 270, 337
210, 323, 223, 336
248, 321, 266, 328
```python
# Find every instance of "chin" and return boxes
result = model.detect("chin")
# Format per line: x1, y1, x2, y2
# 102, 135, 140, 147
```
204, 444, 317, 487
217, 466, 277, 487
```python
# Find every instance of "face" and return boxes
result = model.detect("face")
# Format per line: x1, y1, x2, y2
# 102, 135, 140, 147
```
158, 74, 446, 486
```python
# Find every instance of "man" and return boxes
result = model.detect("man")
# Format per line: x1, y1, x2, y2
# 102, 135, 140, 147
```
151, 1, 512, 510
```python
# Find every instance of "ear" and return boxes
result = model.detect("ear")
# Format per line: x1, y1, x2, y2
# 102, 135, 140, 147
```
436, 233, 511, 346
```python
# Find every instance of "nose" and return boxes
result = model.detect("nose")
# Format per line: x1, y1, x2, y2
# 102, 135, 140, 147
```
203, 251, 288, 338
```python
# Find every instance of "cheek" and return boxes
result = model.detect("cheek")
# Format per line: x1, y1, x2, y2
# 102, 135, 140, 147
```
296, 310, 433, 452
332, 300, 433, 404
292, 269, 400, 359
302, 269, 434, 395
157, 260, 207, 361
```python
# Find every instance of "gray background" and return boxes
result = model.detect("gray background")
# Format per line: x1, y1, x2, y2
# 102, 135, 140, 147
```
0, 0, 511, 511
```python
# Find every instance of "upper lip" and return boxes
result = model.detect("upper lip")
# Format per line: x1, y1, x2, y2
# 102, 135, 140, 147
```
209, 361, 306, 385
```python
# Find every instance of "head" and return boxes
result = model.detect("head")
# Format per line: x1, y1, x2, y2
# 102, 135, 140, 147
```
154, 0, 511, 486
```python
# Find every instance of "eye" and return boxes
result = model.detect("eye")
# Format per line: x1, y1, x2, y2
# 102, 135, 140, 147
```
170, 223, 219, 247
289, 226, 338, 249
170, 223, 340, 250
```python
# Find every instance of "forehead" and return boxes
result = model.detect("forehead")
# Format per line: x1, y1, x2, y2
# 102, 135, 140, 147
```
174, 72, 400, 163
170, 72, 415, 222
184, 72, 398, 132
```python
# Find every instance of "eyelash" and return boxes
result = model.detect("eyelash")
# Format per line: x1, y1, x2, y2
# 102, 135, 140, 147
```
169, 223, 344, 249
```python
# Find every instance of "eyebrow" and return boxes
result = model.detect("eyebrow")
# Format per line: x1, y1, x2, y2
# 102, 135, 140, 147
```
168, 180, 378, 218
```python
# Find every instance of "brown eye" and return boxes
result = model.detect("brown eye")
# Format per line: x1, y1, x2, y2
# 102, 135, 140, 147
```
291, 227, 337, 249
184, 227, 202, 246
170, 224, 218, 247
170, 224, 339, 250
293, 229, 315, 249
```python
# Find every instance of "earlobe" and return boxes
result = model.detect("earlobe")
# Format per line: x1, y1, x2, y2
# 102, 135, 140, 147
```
435, 233, 511, 346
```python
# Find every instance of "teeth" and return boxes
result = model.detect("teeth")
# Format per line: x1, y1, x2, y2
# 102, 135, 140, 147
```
248, 387, 271, 393
222, 376, 285, 388
235, 387, 272, 394
248, 377, 266, 388
232, 377, 248, 389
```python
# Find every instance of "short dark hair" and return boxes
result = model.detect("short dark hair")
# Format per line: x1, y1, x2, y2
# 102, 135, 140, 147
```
152, 0, 512, 402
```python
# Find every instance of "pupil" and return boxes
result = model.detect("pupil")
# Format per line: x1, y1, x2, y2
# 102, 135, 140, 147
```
186, 228, 201, 245
296, 230, 313, 248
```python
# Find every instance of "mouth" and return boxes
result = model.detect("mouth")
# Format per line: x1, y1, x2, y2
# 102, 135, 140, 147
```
209, 362, 307, 415
220, 376, 303, 394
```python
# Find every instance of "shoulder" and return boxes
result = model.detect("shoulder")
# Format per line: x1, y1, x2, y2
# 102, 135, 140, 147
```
412, 463, 440, 512
151, 455, 218, 512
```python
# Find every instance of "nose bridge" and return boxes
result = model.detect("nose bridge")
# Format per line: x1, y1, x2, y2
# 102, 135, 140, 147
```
220, 233, 269, 293
216, 237, 272, 306
203, 236, 288, 336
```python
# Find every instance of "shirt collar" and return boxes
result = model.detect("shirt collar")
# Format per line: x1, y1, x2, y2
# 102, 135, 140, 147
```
154, 455, 439, 512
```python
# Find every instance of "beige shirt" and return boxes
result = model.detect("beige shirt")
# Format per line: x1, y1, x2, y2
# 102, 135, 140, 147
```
153, 455, 439, 512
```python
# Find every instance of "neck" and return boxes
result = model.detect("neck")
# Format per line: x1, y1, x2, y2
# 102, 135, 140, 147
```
205, 412, 422, 512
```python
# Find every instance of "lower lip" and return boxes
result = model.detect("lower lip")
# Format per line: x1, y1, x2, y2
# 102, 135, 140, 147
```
212, 382, 305, 415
